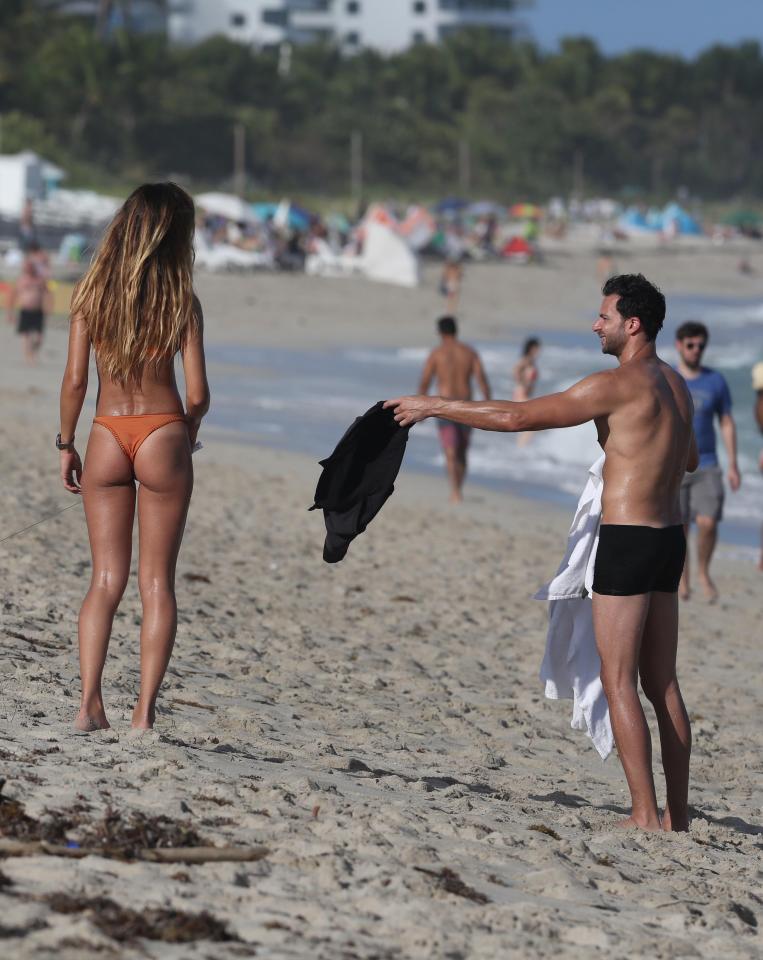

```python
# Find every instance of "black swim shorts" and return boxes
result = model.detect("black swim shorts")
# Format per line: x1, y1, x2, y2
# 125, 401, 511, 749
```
592, 524, 686, 596
17, 308, 44, 335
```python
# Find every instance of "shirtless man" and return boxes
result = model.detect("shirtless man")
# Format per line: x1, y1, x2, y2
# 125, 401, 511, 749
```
7, 252, 52, 364
388, 275, 698, 831
419, 316, 491, 503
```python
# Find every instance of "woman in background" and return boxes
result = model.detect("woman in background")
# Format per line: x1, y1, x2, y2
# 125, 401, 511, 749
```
512, 337, 541, 447
58, 182, 210, 731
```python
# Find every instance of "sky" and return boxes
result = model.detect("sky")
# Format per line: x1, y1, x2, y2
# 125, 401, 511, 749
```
522, 0, 762, 58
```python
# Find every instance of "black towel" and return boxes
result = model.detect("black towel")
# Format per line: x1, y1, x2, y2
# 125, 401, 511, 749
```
310, 401, 410, 562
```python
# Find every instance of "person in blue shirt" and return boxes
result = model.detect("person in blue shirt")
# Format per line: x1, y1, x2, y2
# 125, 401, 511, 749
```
675, 321, 741, 601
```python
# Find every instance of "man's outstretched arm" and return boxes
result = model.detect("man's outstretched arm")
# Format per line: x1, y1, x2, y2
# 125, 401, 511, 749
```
386, 371, 616, 432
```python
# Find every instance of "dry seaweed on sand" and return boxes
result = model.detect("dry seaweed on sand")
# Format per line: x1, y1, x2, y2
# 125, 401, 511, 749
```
0, 781, 91, 844
47, 893, 239, 944
79, 807, 206, 857
529, 823, 562, 840
414, 866, 491, 904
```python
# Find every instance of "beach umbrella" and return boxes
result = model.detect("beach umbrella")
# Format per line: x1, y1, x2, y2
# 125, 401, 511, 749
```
467, 201, 505, 217
434, 197, 469, 214
509, 203, 541, 219
195, 192, 256, 223
721, 209, 762, 228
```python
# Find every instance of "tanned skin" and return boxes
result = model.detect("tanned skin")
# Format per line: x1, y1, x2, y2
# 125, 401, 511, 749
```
419, 332, 491, 503
387, 294, 699, 832
59, 298, 209, 731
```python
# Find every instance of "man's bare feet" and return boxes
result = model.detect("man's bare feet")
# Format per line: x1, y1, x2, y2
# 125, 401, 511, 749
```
74, 708, 110, 732
661, 808, 689, 832
614, 814, 662, 831
678, 586, 691, 601
449, 491, 463, 505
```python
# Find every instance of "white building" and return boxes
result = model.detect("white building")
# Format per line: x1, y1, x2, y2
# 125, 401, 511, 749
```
0, 152, 65, 218
168, 1, 287, 47
168, 0, 518, 52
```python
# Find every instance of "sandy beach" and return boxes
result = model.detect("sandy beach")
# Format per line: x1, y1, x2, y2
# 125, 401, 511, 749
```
1, 249, 762, 959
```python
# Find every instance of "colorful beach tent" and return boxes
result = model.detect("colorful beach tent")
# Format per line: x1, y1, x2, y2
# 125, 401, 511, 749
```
399, 205, 436, 251
661, 203, 702, 236
362, 221, 418, 287
510, 203, 541, 219
253, 201, 310, 230
501, 236, 534, 262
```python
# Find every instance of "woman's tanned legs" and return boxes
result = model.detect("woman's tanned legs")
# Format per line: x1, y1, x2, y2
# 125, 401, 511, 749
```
132, 422, 193, 729
77, 426, 136, 730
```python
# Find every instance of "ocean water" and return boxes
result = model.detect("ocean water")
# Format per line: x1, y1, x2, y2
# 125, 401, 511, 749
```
204, 293, 763, 548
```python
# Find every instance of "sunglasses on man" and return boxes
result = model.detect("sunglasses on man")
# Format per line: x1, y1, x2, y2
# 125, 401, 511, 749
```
681, 340, 706, 351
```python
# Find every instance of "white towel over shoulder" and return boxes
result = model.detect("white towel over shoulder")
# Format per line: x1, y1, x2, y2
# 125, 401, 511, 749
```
534, 455, 613, 759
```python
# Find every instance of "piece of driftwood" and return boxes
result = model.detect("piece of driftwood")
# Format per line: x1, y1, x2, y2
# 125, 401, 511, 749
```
0, 838, 269, 863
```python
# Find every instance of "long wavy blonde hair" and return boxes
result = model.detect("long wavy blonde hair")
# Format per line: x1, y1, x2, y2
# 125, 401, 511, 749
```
71, 182, 196, 384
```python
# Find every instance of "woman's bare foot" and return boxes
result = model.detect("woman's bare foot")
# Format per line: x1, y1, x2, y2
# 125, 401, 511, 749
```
74, 706, 110, 731
131, 702, 156, 730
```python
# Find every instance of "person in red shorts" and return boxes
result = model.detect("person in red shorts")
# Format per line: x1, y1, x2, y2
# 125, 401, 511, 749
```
418, 316, 491, 503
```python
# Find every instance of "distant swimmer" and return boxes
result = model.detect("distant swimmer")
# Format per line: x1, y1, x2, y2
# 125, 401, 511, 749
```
418, 315, 491, 504
58, 183, 210, 732
674, 321, 741, 602
512, 337, 541, 447
388, 275, 698, 831
6, 250, 52, 364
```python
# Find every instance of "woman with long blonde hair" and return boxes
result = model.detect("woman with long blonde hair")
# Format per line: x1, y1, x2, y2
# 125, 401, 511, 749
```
58, 182, 210, 731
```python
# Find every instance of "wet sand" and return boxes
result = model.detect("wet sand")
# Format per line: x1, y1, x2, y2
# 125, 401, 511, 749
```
1, 250, 762, 958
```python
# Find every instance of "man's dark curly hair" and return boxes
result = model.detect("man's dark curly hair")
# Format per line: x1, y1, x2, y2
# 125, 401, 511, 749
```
602, 274, 666, 341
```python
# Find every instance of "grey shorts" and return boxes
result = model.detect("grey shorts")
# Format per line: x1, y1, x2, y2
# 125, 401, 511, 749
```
680, 467, 724, 524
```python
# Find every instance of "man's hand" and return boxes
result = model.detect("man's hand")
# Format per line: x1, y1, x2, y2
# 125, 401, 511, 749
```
384, 395, 443, 428
728, 464, 741, 491
186, 415, 202, 446
60, 449, 83, 494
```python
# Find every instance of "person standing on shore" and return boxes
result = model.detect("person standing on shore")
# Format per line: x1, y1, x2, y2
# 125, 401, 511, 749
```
418, 316, 491, 504
439, 256, 464, 314
674, 321, 741, 602
512, 337, 541, 447
58, 182, 210, 732
387, 275, 698, 831
6, 252, 52, 364
753, 361, 763, 570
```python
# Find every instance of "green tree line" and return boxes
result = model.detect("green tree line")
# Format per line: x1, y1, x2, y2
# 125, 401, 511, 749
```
2, 1, 763, 200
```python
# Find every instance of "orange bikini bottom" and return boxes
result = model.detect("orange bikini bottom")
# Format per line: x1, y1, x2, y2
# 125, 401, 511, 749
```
93, 413, 187, 462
